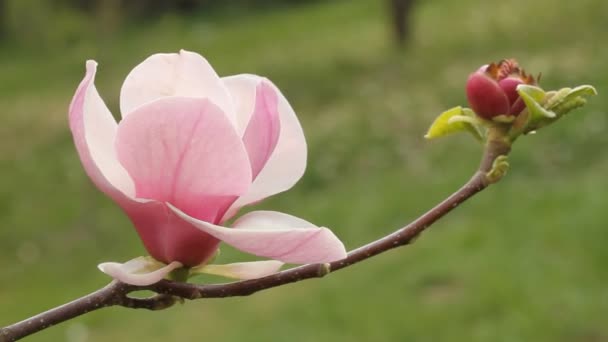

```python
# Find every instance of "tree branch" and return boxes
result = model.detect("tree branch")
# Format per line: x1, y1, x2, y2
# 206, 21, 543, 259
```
0, 136, 511, 342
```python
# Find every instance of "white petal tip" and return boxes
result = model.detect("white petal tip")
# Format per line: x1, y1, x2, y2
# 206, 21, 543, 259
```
299, 227, 347, 263
193, 260, 284, 280
97, 258, 182, 286
86, 60, 98, 70
97, 262, 110, 273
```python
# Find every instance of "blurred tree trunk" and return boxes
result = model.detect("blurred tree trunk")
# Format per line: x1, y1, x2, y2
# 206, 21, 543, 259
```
389, 0, 415, 46
126, 0, 172, 16
175, 0, 202, 11
71, 0, 95, 12
0, 0, 5, 39
96, 0, 122, 37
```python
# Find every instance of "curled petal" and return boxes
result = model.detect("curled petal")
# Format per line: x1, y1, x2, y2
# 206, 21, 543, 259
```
498, 77, 524, 105
191, 260, 284, 280
466, 72, 510, 119
120, 50, 236, 126
222, 75, 307, 220
98, 257, 182, 286
69, 60, 135, 200
242, 80, 281, 179
170, 206, 347, 264
115, 96, 252, 222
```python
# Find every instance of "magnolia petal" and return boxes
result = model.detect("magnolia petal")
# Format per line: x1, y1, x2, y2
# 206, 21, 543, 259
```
242, 81, 281, 179
69, 60, 136, 199
192, 260, 284, 280
115, 96, 252, 222
98, 257, 182, 286
170, 206, 347, 264
119, 50, 236, 126
466, 72, 510, 118
123, 200, 221, 267
222, 75, 307, 220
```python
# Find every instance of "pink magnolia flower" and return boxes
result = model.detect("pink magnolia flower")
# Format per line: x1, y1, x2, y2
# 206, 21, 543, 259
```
466, 59, 537, 119
69, 50, 346, 285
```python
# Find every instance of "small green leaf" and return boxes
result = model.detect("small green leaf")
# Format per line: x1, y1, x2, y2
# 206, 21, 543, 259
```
545, 87, 572, 109
567, 85, 597, 98
516, 85, 559, 134
553, 97, 588, 115
447, 114, 477, 126
486, 155, 510, 184
517, 84, 546, 102
516, 84, 597, 134
550, 85, 597, 115
518, 86, 556, 123
462, 108, 476, 117
425, 106, 484, 141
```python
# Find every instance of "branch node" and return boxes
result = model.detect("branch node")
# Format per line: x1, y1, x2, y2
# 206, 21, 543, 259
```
485, 155, 510, 184
317, 263, 331, 277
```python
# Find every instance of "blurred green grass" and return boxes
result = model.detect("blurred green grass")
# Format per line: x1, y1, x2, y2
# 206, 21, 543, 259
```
1, 0, 608, 341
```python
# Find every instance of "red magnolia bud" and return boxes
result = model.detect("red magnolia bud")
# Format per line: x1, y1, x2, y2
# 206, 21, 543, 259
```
466, 59, 537, 119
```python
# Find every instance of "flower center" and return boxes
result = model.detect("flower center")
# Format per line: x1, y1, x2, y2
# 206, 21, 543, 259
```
486, 59, 537, 85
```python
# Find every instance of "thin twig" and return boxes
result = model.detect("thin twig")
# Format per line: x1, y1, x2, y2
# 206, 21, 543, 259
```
0, 137, 511, 342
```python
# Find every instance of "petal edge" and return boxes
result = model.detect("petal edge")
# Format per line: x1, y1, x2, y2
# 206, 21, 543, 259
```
192, 260, 284, 280
170, 206, 347, 264
69, 60, 136, 200
98, 257, 182, 286
221, 75, 307, 220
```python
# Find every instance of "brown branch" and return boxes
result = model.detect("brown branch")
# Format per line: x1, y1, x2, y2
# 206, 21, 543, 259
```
0, 282, 178, 342
0, 136, 511, 342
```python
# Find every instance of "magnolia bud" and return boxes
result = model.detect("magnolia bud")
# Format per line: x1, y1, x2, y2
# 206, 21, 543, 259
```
466, 59, 537, 120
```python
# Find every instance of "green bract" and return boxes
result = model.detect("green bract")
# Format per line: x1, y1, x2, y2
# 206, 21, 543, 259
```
515, 84, 597, 135
425, 106, 484, 141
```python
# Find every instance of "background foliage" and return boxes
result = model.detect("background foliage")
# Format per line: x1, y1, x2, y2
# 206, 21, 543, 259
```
1, 0, 607, 341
